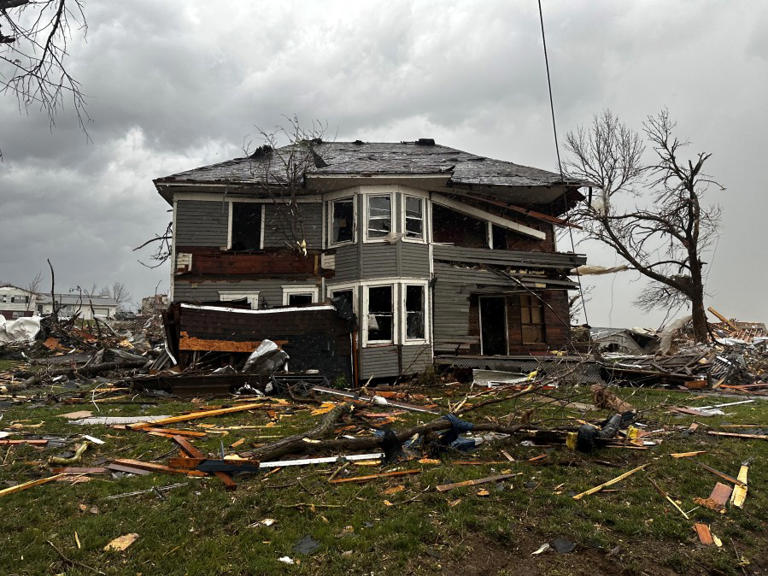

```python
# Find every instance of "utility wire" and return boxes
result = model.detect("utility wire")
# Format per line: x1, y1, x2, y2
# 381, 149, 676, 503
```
537, 0, 590, 326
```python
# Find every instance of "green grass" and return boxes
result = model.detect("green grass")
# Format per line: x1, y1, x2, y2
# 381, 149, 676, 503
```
0, 385, 766, 575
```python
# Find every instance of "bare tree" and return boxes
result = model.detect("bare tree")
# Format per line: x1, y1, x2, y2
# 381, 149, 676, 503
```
250, 116, 328, 254
110, 281, 130, 308
0, 0, 88, 153
134, 220, 172, 269
25, 269, 41, 311
565, 109, 724, 342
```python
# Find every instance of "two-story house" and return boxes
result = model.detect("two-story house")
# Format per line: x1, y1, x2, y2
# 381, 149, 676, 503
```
154, 139, 586, 381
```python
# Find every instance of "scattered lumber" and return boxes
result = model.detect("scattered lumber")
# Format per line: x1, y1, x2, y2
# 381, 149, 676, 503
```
694, 523, 714, 546
128, 402, 268, 429
110, 458, 206, 477
572, 463, 650, 500
0, 474, 65, 498
138, 427, 206, 438
708, 431, 768, 441
171, 435, 236, 490
436, 472, 518, 492
0, 439, 48, 446
670, 451, 705, 459
730, 462, 749, 508
696, 462, 746, 487
329, 469, 420, 484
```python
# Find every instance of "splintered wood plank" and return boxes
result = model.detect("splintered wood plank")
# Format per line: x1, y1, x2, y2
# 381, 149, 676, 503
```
572, 464, 649, 500
52, 467, 108, 475
731, 464, 749, 508
329, 469, 421, 484
106, 463, 152, 476
128, 403, 265, 429
139, 427, 207, 438
670, 451, 706, 459
171, 436, 237, 490
436, 472, 517, 492
694, 523, 714, 545
0, 439, 48, 446
0, 474, 65, 498
697, 462, 746, 487
708, 431, 768, 441
111, 458, 205, 477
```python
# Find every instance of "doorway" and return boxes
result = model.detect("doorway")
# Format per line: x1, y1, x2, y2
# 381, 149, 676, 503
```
479, 296, 508, 355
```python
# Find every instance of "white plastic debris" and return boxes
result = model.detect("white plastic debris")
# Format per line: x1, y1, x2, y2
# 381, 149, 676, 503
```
243, 340, 279, 371
532, 543, 550, 555
0, 314, 41, 344
277, 556, 295, 565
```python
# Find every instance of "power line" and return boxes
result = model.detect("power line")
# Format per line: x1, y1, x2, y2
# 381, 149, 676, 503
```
537, 0, 590, 326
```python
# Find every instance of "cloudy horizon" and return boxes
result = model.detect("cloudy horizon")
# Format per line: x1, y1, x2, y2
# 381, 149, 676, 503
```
1, 1, 765, 328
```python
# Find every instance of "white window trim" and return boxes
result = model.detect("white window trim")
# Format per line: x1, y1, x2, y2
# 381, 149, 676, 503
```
218, 291, 260, 309
362, 283, 397, 346
327, 283, 359, 315
402, 281, 430, 345
327, 196, 357, 248
401, 195, 427, 244
227, 201, 265, 250
282, 285, 319, 306
363, 191, 396, 243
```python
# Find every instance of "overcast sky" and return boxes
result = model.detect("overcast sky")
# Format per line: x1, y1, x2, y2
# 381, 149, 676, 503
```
1, 1, 765, 327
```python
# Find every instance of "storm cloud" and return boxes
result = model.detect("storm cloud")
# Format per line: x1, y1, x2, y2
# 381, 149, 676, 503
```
0, 0, 765, 328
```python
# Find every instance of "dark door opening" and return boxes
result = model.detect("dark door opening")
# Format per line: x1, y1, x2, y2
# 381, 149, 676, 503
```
480, 296, 508, 356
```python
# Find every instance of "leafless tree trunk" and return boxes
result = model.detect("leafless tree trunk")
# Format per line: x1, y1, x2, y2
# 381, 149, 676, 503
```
565, 110, 724, 342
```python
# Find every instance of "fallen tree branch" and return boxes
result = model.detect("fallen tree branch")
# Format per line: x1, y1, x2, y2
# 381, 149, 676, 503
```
8, 358, 148, 392
250, 402, 353, 461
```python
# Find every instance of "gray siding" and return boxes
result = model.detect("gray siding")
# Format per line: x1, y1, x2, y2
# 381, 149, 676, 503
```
399, 242, 430, 276
176, 200, 228, 246
263, 202, 323, 250
361, 243, 399, 278
433, 245, 585, 269
333, 244, 359, 282
360, 346, 399, 379
173, 279, 320, 308
401, 344, 433, 374
433, 279, 472, 345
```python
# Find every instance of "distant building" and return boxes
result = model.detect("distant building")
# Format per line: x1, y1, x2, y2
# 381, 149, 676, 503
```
36, 293, 119, 320
141, 294, 169, 315
0, 285, 37, 319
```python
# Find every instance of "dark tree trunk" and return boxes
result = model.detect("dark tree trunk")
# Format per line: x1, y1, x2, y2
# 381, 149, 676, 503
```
690, 290, 708, 342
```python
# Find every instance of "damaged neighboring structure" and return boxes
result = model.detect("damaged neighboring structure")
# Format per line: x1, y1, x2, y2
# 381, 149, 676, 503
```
0, 285, 37, 319
154, 139, 586, 382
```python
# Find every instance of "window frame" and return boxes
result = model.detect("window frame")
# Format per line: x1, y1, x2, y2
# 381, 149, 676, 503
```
401, 195, 426, 243
363, 192, 395, 243
327, 196, 357, 248
227, 201, 265, 251
363, 283, 396, 346
402, 281, 429, 344
328, 284, 358, 315
281, 285, 320, 307
218, 291, 260, 310
520, 294, 546, 345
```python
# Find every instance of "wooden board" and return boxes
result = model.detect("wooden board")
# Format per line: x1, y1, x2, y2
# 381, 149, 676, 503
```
111, 458, 205, 477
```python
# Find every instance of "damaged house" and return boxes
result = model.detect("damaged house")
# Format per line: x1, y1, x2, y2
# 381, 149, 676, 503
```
154, 140, 586, 382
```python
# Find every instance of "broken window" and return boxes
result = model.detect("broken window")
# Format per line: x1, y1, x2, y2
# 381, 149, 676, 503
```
432, 204, 486, 248
282, 286, 319, 306
520, 294, 545, 344
491, 225, 509, 250
404, 196, 424, 240
219, 292, 259, 309
288, 294, 313, 306
331, 289, 355, 319
367, 285, 393, 342
366, 195, 391, 239
231, 203, 262, 251
331, 198, 354, 245
405, 285, 425, 340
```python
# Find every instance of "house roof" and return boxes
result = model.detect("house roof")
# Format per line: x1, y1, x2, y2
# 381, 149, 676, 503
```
37, 293, 119, 307
155, 140, 583, 189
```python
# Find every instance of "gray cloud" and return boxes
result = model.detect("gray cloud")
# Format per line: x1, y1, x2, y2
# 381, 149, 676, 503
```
0, 0, 765, 326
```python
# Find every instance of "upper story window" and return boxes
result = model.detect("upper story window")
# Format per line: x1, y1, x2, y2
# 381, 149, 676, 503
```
330, 198, 355, 246
403, 196, 425, 241
366, 195, 392, 240
230, 202, 263, 251
282, 286, 319, 307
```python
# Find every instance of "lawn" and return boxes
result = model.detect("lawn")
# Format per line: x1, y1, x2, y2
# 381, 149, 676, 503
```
0, 383, 766, 575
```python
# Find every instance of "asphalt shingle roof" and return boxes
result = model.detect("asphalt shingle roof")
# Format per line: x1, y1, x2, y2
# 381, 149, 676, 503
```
155, 141, 581, 189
